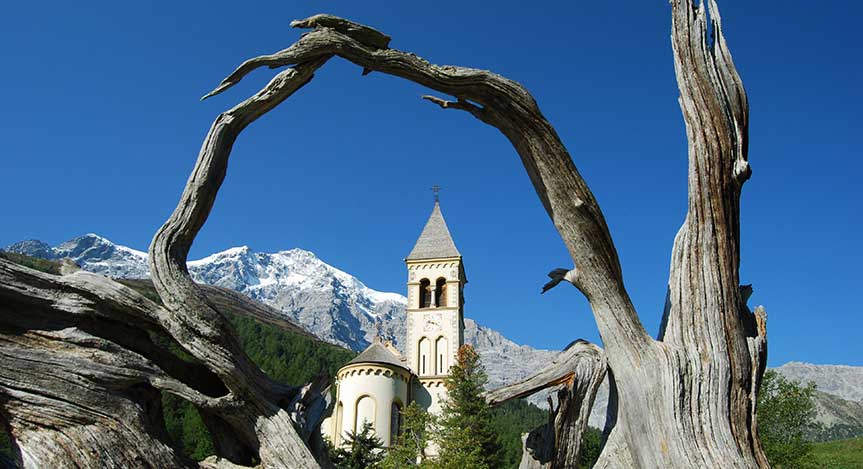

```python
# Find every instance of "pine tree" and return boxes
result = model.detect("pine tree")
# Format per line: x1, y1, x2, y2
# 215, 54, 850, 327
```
434, 345, 502, 469
331, 421, 385, 469
376, 402, 432, 468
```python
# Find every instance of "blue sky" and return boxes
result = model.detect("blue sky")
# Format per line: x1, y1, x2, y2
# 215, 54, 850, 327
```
1, 1, 860, 367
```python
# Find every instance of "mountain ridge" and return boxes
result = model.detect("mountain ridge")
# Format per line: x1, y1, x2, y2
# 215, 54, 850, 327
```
4, 234, 555, 391
6, 234, 863, 439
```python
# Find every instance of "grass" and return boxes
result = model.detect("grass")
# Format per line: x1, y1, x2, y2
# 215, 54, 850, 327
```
811, 437, 863, 468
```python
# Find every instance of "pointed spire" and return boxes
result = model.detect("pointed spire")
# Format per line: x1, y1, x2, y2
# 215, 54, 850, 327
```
407, 201, 461, 260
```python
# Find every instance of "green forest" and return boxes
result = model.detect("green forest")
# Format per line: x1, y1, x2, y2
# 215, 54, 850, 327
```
157, 309, 554, 467
6, 252, 858, 468
0, 253, 554, 467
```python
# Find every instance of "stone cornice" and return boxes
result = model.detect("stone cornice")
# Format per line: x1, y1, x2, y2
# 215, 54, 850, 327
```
337, 363, 413, 383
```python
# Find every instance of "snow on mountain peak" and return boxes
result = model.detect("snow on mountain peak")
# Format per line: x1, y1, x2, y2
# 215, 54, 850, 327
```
4, 233, 557, 395
6, 234, 863, 433
188, 245, 253, 265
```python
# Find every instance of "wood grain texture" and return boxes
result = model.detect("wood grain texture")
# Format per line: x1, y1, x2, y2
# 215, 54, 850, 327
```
0, 257, 332, 468
0, 2, 766, 466
486, 340, 606, 468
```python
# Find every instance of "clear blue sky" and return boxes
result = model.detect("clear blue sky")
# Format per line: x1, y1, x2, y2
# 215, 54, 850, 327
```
1, 1, 860, 367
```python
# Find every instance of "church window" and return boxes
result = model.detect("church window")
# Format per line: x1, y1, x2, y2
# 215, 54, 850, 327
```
435, 278, 447, 307
419, 337, 430, 375
419, 279, 431, 308
355, 395, 376, 433
390, 401, 402, 444
436, 336, 448, 374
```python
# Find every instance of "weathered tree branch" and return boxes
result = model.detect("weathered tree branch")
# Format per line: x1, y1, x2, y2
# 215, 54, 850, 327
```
0, 257, 335, 467
204, 12, 653, 367
649, 0, 767, 466
2, 3, 767, 466
149, 57, 333, 467
486, 340, 606, 468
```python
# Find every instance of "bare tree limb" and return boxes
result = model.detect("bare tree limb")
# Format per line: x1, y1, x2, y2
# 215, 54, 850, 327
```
149, 56, 332, 467
1, 4, 767, 466
486, 340, 606, 468
0, 256, 335, 467
203, 13, 652, 368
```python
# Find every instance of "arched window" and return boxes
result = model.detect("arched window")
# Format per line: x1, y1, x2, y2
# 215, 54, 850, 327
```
436, 336, 448, 374
334, 401, 344, 445
435, 278, 447, 307
390, 401, 402, 444
355, 396, 375, 433
419, 337, 430, 375
418, 279, 431, 308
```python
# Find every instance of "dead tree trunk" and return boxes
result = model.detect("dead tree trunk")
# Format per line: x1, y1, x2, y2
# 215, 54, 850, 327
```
0, 258, 333, 468
199, 4, 765, 465
485, 340, 606, 468
1, 1, 766, 467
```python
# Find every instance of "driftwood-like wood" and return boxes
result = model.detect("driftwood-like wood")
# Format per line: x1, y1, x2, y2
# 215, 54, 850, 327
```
0, 257, 333, 468
198, 2, 765, 465
0, 1, 767, 467
0, 259, 206, 467
149, 54, 336, 468
486, 340, 606, 468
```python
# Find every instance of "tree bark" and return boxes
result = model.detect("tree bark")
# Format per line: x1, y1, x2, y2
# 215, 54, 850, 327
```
200, 4, 765, 465
0, 257, 333, 468
1, 2, 766, 467
485, 340, 606, 468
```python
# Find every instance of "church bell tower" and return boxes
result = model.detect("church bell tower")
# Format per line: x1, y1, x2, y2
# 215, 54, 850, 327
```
404, 199, 466, 383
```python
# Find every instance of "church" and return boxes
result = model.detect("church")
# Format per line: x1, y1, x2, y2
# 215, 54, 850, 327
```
322, 200, 466, 449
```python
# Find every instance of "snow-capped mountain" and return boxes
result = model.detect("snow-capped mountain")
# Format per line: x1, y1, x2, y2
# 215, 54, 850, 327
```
7, 235, 149, 279
186, 245, 407, 351
9, 234, 862, 437
4, 234, 556, 389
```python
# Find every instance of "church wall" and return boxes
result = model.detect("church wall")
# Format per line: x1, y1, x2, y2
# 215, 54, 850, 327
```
414, 378, 448, 416
332, 364, 410, 447
406, 260, 462, 311
406, 259, 464, 379
412, 377, 448, 457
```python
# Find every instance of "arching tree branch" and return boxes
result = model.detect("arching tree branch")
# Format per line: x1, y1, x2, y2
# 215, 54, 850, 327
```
485, 340, 607, 468
203, 13, 652, 366
2, 3, 767, 466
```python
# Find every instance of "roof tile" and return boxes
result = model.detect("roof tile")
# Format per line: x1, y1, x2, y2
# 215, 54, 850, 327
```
406, 202, 460, 260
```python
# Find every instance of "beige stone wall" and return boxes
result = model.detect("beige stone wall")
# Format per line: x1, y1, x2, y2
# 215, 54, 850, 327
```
405, 257, 465, 381
411, 377, 448, 457
327, 363, 410, 447
324, 256, 468, 453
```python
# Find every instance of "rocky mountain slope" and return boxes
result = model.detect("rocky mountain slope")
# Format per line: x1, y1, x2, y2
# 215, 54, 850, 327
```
776, 362, 863, 404
775, 362, 863, 440
810, 391, 863, 441
4, 234, 556, 392
6, 234, 863, 438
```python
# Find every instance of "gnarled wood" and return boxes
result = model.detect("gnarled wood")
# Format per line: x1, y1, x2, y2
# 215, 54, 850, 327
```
148, 55, 334, 468
1, 2, 766, 467
199, 8, 763, 465
486, 340, 606, 468
0, 257, 335, 468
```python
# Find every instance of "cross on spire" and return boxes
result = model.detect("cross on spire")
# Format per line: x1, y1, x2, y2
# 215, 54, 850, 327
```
431, 185, 442, 203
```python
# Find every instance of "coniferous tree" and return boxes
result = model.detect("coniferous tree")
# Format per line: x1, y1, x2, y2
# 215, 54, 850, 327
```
331, 421, 384, 469
434, 345, 502, 469
488, 399, 547, 467
376, 402, 432, 468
